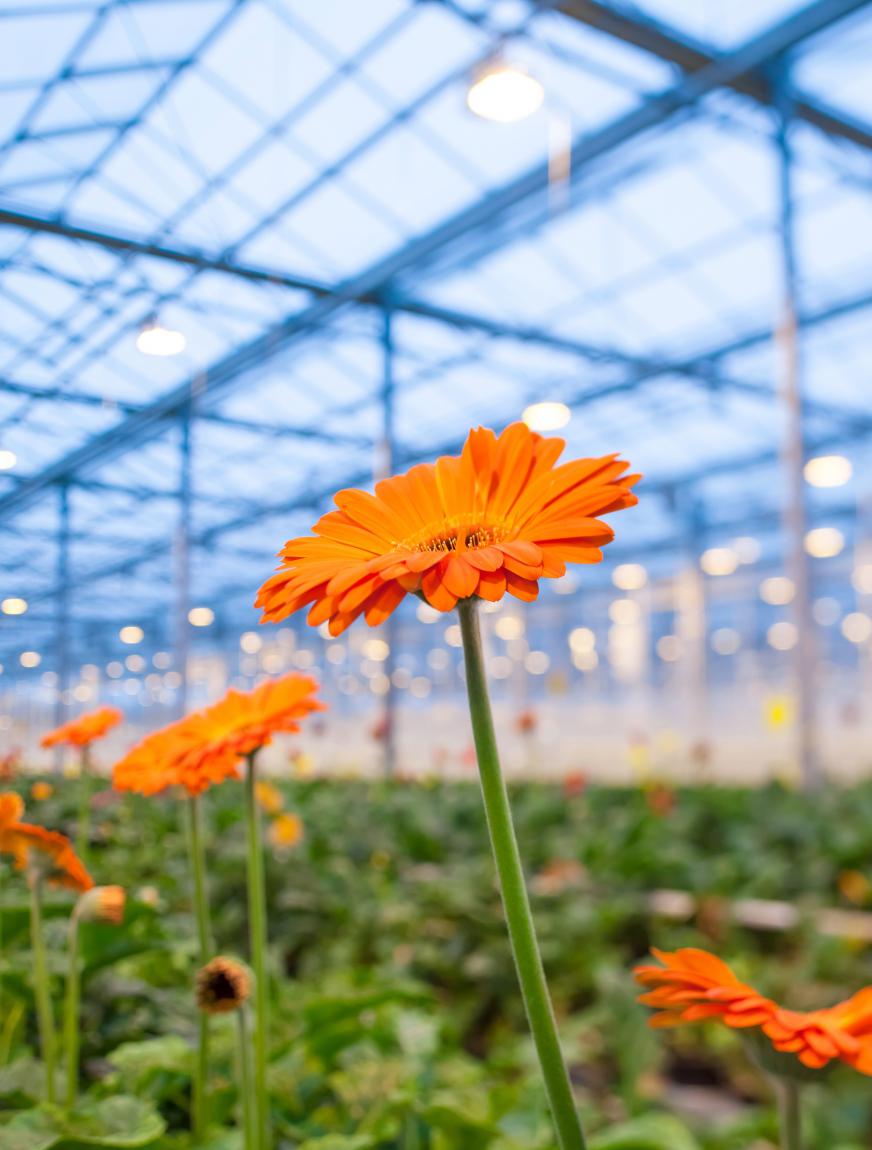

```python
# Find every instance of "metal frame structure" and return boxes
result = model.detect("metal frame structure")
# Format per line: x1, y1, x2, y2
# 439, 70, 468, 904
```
1, 0, 871, 777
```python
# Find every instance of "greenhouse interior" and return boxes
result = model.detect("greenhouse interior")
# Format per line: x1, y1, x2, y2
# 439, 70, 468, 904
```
1, 0, 872, 1147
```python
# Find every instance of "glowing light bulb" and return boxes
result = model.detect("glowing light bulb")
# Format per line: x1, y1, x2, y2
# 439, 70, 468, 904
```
522, 401, 570, 431
700, 547, 738, 576
804, 455, 852, 488
136, 319, 186, 357
612, 563, 647, 591
467, 63, 544, 124
804, 527, 844, 559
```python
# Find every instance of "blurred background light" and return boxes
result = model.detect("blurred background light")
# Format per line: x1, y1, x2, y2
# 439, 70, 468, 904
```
804, 454, 852, 488
467, 62, 544, 123
805, 527, 845, 558
522, 401, 571, 432
136, 319, 186, 357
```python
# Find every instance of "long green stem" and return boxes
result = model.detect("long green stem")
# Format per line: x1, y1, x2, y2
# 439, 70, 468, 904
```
187, 796, 214, 960
64, 911, 81, 1109
29, 877, 57, 1105
776, 1078, 802, 1150
76, 746, 92, 862
186, 795, 214, 1141
238, 1006, 256, 1150
245, 751, 270, 1150
458, 599, 586, 1150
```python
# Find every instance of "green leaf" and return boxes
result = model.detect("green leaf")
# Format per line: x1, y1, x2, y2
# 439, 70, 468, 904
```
3, 1097, 166, 1150
0, 1058, 47, 1107
106, 1036, 192, 1085
62, 1096, 166, 1147
590, 1114, 701, 1150
0, 1108, 60, 1150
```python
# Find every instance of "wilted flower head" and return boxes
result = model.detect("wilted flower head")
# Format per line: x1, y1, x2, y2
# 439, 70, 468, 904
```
196, 957, 251, 1014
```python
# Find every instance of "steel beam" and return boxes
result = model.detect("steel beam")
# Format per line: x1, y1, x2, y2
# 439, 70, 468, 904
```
553, 0, 872, 152
175, 407, 192, 714
379, 303, 397, 776
774, 71, 821, 787
0, 0, 862, 527
54, 483, 70, 737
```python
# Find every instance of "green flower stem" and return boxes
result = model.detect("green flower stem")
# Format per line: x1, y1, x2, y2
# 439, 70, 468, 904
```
29, 876, 57, 1105
186, 795, 214, 1142
458, 599, 586, 1150
187, 795, 214, 960
76, 746, 92, 862
245, 751, 270, 1150
237, 1005, 256, 1150
776, 1078, 802, 1150
64, 908, 82, 1108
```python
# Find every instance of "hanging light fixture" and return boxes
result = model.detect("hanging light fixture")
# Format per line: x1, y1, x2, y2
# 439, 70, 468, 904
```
522, 401, 570, 431
467, 60, 544, 123
136, 317, 186, 357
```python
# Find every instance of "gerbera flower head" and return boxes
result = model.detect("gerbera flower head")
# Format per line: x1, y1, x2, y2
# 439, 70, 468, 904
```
254, 780, 284, 815
763, 987, 872, 1074
41, 705, 122, 749
0, 791, 24, 827
635, 947, 777, 1030
256, 422, 638, 635
113, 675, 324, 798
268, 812, 304, 849
636, 947, 872, 1079
181, 674, 325, 769
113, 713, 241, 798
0, 792, 93, 892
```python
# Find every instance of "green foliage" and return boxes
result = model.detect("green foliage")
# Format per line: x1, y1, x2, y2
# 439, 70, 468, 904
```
1, 1096, 165, 1148
5, 775, 872, 1145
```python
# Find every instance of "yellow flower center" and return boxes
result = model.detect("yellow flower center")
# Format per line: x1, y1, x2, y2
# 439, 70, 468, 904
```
400, 516, 509, 554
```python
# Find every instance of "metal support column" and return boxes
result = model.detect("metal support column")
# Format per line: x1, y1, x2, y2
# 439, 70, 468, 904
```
676, 498, 709, 767
774, 64, 820, 787
379, 303, 397, 776
55, 484, 71, 754
175, 406, 193, 717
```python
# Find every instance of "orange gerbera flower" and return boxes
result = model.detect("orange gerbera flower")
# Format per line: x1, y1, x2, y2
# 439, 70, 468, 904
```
41, 705, 122, 749
0, 791, 93, 891
763, 989, 872, 1073
635, 948, 777, 1031
636, 947, 872, 1077
256, 422, 638, 635
113, 675, 324, 797
113, 712, 241, 798
183, 674, 325, 765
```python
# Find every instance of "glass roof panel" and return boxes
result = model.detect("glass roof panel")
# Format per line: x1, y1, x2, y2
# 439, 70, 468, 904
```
0, 0, 869, 687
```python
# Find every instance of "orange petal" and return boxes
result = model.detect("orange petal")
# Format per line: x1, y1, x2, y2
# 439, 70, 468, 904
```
442, 556, 479, 600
